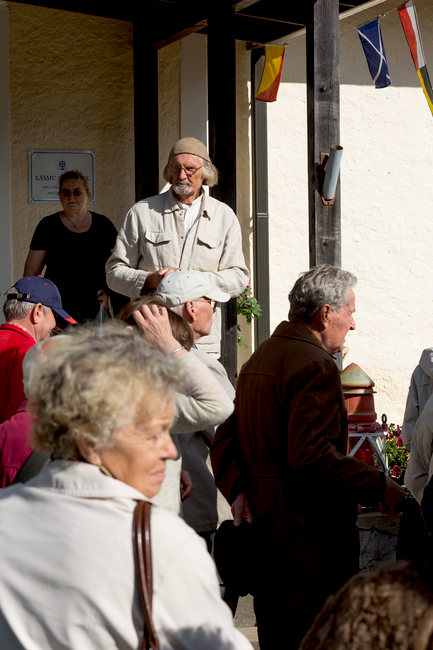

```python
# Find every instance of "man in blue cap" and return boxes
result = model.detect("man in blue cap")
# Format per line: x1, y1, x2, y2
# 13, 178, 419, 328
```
0, 276, 75, 422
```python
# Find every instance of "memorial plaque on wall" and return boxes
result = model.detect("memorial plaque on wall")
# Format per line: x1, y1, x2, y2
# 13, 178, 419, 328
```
28, 150, 96, 204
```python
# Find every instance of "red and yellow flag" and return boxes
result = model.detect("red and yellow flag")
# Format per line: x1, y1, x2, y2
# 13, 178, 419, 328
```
398, 0, 433, 116
256, 46, 285, 103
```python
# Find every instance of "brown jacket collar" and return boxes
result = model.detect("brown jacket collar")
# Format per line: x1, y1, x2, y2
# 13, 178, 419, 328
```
272, 320, 331, 355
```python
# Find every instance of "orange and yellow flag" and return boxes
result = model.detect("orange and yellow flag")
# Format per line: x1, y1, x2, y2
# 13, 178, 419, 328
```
256, 46, 285, 102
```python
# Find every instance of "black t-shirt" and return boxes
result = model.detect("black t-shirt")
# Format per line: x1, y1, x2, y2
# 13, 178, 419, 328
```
30, 212, 118, 322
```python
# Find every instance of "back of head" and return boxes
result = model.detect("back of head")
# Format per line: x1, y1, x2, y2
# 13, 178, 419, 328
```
27, 323, 182, 460
3, 287, 40, 322
300, 560, 433, 650
22, 336, 67, 396
154, 270, 230, 308
116, 296, 194, 351
3, 277, 75, 324
289, 264, 357, 324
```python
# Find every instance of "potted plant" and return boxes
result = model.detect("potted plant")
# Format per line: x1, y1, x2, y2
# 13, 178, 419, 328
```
385, 423, 409, 485
237, 283, 262, 348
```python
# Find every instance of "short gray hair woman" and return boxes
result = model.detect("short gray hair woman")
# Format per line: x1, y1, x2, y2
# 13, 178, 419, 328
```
0, 324, 252, 650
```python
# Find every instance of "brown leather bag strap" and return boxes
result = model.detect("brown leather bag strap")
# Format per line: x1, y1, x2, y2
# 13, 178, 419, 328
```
133, 500, 160, 650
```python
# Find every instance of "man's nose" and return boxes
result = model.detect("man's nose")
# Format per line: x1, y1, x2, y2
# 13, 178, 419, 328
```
178, 168, 188, 180
350, 316, 356, 331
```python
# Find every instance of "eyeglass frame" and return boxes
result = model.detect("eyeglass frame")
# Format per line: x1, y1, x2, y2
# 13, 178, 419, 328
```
169, 165, 203, 177
195, 298, 217, 311
60, 189, 87, 198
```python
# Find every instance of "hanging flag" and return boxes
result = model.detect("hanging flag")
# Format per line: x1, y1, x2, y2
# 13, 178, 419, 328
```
357, 19, 391, 88
398, 0, 433, 116
256, 46, 285, 102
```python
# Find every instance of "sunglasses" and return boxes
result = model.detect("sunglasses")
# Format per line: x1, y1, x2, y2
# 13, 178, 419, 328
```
60, 189, 86, 197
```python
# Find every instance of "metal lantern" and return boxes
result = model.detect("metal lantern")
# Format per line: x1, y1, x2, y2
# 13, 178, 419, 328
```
341, 363, 387, 472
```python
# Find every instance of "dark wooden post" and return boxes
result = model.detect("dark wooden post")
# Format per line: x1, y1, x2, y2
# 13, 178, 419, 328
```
252, 48, 270, 345
133, 20, 159, 201
208, 5, 238, 386
306, 0, 341, 267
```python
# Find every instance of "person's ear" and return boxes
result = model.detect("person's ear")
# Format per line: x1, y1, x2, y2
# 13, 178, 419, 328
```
31, 303, 44, 325
318, 304, 332, 328
76, 432, 102, 466
184, 300, 197, 323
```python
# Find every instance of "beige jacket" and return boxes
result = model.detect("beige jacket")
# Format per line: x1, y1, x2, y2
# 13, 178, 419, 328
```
405, 393, 433, 503
178, 348, 234, 531
153, 351, 234, 516
0, 461, 252, 650
402, 347, 433, 451
105, 189, 249, 353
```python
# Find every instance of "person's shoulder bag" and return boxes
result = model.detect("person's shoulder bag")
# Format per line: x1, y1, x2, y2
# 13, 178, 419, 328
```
133, 500, 160, 650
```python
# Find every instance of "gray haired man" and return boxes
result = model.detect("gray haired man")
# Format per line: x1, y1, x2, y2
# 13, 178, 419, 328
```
210, 264, 405, 650
155, 270, 234, 547
105, 137, 249, 355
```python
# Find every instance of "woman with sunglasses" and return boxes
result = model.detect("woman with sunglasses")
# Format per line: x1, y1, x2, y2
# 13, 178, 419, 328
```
23, 170, 119, 322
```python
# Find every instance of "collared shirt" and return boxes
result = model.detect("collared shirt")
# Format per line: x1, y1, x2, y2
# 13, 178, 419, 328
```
179, 193, 203, 234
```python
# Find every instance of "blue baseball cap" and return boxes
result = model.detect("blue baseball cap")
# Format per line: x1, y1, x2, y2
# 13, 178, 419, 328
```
8, 276, 76, 324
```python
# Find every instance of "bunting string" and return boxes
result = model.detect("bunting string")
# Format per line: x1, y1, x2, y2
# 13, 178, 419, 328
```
254, 1, 432, 116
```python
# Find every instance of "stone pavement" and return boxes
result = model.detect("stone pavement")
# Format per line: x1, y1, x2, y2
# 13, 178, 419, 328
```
234, 595, 259, 650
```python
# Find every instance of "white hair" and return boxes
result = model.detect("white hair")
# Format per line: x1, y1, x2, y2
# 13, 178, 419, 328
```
3, 287, 51, 322
289, 265, 357, 323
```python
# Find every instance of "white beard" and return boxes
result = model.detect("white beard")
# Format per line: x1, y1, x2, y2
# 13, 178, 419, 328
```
172, 180, 194, 196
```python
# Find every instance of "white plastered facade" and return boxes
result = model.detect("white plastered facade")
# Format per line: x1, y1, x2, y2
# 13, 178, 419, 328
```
2, 1, 433, 423
267, 0, 433, 424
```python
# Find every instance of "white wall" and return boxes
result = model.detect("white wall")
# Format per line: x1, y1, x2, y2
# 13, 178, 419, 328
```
267, 0, 433, 424
180, 34, 208, 144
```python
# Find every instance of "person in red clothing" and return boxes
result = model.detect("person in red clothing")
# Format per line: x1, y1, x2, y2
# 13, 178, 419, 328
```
0, 399, 33, 487
0, 276, 75, 422
0, 337, 63, 487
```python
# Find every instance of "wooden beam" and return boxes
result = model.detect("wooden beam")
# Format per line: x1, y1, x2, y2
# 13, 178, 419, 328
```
208, 7, 237, 211
208, 5, 238, 386
252, 49, 270, 345
133, 23, 159, 200
306, 0, 341, 267
232, 0, 261, 9
153, 21, 207, 50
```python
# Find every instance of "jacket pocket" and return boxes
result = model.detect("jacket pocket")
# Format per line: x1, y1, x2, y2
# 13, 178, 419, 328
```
194, 234, 223, 270
144, 231, 173, 246
197, 235, 222, 249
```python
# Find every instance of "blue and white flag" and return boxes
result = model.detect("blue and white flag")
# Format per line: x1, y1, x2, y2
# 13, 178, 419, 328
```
358, 19, 392, 88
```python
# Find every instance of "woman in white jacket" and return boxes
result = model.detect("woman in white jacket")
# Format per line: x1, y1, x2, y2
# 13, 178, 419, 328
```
0, 324, 250, 650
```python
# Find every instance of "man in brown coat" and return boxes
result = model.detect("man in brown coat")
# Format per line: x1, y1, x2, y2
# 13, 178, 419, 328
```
210, 265, 404, 650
